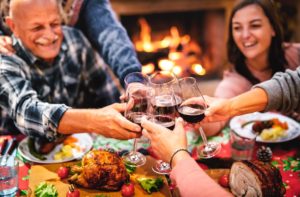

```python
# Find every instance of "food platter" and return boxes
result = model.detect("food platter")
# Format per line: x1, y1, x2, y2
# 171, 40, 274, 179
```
229, 112, 300, 143
18, 133, 93, 163
28, 156, 171, 197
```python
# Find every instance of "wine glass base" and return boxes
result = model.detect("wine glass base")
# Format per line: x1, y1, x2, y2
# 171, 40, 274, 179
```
122, 151, 146, 167
152, 160, 171, 175
198, 142, 221, 159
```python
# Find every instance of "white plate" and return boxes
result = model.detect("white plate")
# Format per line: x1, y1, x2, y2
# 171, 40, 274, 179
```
18, 133, 93, 163
229, 112, 300, 143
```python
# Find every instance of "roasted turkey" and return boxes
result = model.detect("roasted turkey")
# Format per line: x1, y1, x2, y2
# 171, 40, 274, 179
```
68, 150, 129, 191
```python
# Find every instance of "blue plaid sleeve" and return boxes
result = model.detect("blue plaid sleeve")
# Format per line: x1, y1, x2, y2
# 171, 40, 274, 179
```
0, 55, 69, 140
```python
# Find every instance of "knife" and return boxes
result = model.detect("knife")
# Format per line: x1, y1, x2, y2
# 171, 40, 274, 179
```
0, 138, 8, 155
6, 139, 18, 155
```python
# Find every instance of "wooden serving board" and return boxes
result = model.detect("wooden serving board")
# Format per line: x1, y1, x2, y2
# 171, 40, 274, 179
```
28, 156, 171, 197
205, 169, 230, 183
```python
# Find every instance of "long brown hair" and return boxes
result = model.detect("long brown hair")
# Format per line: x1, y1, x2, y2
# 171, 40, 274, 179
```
227, 0, 286, 84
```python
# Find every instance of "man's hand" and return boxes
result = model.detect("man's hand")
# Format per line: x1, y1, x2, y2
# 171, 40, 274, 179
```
94, 103, 142, 139
141, 117, 187, 163
203, 96, 233, 123
181, 95, 233, 123
0, 36, 15, 55
58, 103, 142, 140
204, 88, 268, 122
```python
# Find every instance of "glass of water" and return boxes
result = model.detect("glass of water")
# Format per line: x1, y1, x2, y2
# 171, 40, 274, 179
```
230, 129, 256, 161
0, 155, 18, 196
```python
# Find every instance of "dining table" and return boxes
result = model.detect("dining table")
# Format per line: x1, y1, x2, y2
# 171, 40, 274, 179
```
1, 124, 300, 197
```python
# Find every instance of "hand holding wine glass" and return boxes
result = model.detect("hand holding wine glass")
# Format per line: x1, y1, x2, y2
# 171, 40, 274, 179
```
141, 117, 188, 168
182, 96, 233, 123
122, 72, 149, 167
148, 71, 180, 174
177, 77, 221, 158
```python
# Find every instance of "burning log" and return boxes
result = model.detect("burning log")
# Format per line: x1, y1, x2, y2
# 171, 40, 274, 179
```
137, 48, 169, 65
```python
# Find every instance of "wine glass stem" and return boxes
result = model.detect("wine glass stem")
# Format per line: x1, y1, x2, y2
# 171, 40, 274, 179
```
198, 126, 208, 145
133, 138, 138, 154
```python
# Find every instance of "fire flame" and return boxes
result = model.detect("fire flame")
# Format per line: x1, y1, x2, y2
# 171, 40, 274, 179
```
158, 59, 174, 71
142, 63, 155, 74
135, 18, 206, 76
192, 63, 206, 75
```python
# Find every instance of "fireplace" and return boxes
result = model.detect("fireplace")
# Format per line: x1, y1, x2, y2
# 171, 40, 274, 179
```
111, 0, 235, 79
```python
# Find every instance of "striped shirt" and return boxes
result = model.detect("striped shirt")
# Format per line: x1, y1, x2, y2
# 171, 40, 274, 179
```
0, 26, 120, 140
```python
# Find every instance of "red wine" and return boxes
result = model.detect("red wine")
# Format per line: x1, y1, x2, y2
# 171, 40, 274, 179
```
153, 115, 175, 130
151, 95, 182, 116
130, 89, 148, 112
178, 104, 205, 123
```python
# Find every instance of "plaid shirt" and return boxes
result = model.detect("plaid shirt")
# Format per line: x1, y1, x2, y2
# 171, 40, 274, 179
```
0, 0, 141, 87
0, 26, 120, 140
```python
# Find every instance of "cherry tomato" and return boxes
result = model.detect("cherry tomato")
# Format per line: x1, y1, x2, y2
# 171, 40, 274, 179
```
57, 166, 69, 179
218, 174, 229, 188
66, 185, 80, 197
121, 182, 135, 197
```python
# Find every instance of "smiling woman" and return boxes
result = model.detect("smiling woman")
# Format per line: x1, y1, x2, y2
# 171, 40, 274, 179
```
231, 4, 275, 68
200, 0, 300, 137
215, 0, 300, 97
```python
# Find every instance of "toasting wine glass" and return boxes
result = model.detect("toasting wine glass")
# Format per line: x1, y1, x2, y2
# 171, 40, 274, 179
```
148, 71, 180, 174
177, 77, 221, 158
122, 72, 149, 167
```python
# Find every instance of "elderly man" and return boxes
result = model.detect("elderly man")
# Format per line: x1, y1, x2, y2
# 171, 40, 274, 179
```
0, 0, 141, 87
0, 0, 141, 142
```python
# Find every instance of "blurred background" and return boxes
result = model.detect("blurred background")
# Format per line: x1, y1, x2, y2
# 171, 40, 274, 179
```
111, 0, 300, 95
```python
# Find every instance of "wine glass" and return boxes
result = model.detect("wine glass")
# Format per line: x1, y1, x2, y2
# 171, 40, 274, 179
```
124, 72, 149, 87
177, 77, 221, 158
124, 72, 151, 144
122, 72, 149, 167
148, 71, 180, 174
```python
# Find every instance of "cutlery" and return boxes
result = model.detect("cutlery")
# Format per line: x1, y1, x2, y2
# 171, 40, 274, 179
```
6, 139, 18, 155
0, 138, 8, 155
0, 139, 18, 166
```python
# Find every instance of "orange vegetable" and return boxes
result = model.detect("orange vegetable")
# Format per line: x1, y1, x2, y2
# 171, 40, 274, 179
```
63, 136, 78, 145
271, 118, 288, 130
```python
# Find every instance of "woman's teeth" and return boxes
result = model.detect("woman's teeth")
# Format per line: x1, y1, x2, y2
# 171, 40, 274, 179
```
244, 42, 257, 48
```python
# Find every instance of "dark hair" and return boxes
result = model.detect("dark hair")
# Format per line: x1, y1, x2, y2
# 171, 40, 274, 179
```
227, 0, 286, 84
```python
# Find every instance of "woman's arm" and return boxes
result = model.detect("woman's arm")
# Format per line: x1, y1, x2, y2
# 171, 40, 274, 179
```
141, 118, 232, 197
201, 70, 253, 136
171, 155, 232, 197
204, 67, 300, 122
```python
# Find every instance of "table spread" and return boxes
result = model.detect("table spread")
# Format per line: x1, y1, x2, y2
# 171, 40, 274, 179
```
1, 127, 300, 196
